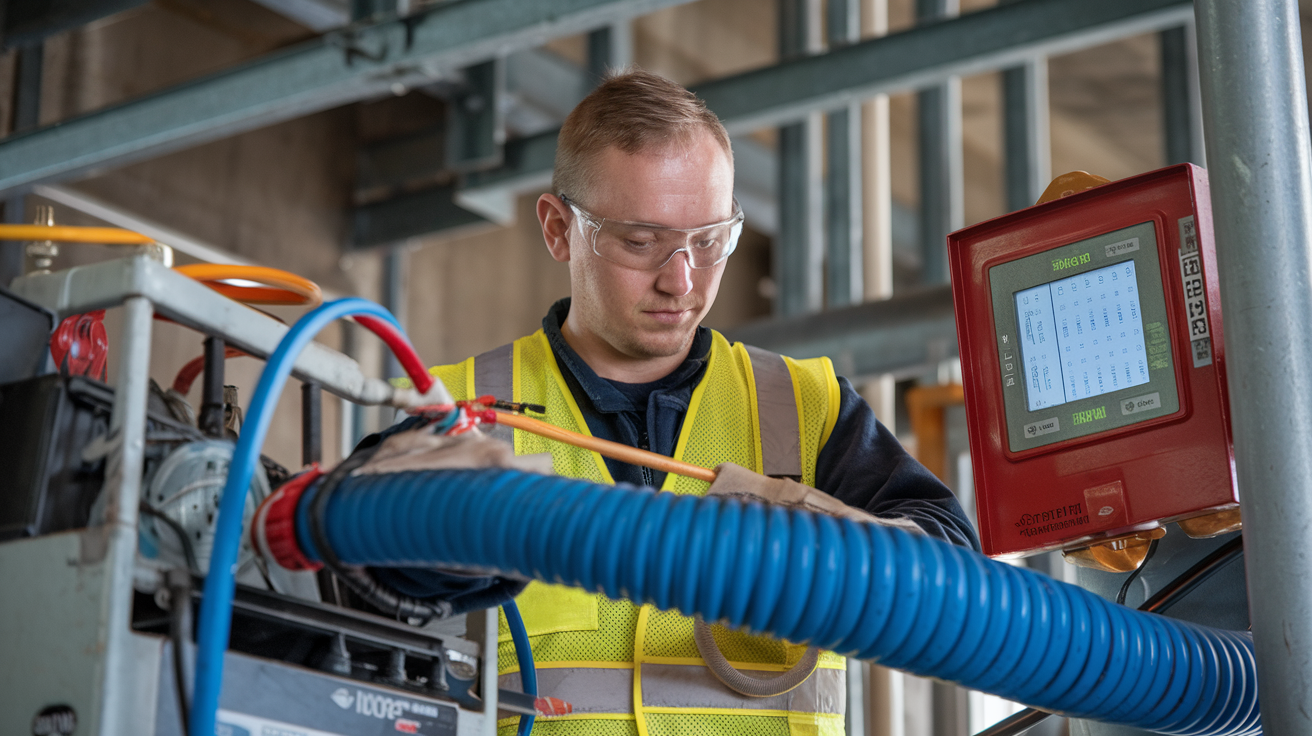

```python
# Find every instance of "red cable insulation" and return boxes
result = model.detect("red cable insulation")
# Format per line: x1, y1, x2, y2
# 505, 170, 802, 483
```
173, 346, 249, 394
353, 314, 435, 395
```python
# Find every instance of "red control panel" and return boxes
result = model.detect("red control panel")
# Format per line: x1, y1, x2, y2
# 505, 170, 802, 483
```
949, 164, 1236, 557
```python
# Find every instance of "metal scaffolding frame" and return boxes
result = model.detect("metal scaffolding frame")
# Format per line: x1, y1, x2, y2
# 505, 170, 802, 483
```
0, 0, 696, 195
362, 0, 1194, 249
456, 0, 1191, 210
4, 0, 1312, 727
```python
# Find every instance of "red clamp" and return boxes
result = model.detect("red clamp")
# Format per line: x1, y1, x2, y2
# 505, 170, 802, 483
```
252, 467, 325, 572
50, 310, 108, 380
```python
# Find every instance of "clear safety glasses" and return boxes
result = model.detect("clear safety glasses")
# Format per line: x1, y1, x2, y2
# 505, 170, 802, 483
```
560, 194, 745, 271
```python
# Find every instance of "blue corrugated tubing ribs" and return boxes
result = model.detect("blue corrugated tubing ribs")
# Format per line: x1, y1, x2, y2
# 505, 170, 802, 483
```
299, 468, 1262, 736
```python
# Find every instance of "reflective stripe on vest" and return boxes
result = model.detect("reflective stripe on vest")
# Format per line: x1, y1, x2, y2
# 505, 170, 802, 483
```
474, 343, 513, 445
498, 665, 845, 716
744, 344, 803, 479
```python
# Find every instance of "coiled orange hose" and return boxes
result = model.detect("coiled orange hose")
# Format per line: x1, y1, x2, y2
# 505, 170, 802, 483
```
173, 264, 323, 307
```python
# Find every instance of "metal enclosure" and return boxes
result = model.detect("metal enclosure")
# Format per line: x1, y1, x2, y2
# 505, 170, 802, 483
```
0, 256, 500, 736
949, 165, 1237, 558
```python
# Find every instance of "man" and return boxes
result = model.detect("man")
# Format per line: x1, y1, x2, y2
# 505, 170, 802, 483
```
424, 70, 977, 736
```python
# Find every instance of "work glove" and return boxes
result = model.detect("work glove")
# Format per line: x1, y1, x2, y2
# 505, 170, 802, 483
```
354, 424, 552, 476
707, 462, 923, 533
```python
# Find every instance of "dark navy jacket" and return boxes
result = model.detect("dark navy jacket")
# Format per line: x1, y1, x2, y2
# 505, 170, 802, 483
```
541, 299, 978, 550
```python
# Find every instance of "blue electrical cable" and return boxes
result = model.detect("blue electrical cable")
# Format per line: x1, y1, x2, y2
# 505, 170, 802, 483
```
297, 468, 1262, 736
503, 600, 537, 736
190, 298, 407, 736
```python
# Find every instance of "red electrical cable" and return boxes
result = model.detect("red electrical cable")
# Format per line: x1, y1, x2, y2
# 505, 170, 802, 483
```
173, 346, 249, 394
352, 314, 435, 395
171, 317, 430, 397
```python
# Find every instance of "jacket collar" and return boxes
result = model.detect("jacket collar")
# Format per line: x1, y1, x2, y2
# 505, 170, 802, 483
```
542, 298, 711, 414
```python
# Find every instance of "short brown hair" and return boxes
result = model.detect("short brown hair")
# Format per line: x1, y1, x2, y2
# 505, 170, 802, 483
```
552, 69, 733, 204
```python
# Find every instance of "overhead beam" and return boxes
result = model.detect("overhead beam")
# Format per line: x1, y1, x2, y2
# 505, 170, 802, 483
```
696, 0, 1191, 134
353, 184, 491, 248
458, 0, 1192, 208
0, 0, 696, 196
726, 285, 957, 378
2, 0, 149, 49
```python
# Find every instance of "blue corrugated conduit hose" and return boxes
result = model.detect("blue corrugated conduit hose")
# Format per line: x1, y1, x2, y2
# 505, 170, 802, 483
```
295, 468, 1262, 736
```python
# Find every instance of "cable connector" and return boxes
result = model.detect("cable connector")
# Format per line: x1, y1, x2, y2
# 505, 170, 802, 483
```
492, 399, 546, 416
252, 467, 325, 572
467, 394, 546, 416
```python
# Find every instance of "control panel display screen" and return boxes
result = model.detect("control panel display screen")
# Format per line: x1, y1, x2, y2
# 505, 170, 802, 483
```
1014, 260, 1149, 410
986, 220, 1179, 454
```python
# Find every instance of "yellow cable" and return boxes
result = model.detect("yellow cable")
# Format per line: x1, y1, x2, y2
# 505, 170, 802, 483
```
0, 224, 155, 244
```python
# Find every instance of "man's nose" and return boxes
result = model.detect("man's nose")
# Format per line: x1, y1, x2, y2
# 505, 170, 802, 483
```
654, 248, 694, 296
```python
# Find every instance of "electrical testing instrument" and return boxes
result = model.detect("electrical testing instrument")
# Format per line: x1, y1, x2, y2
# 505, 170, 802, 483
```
949, 163, 1238, 560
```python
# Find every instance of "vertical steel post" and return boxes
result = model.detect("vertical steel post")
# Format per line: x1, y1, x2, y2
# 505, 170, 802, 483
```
381, 245, 406, 382
3, 43, 43, 286
99, 294, 156, 733
587, 26, 613, 86
777, 0, 824, 317
920, 15, 966, 733
1001, 61, 1050, 212
587, 21, 632, 88
199, 336, 226, 437
350, 0, 397, 22
916, 0, 962, 286
1161, 24, 1206, 167
341, 321, 366, 451
302, 382, 323, 467
826, 0, 863, 309
999, 0, 1051, 215
860, 0, 898, 434
1194, 0, 1312, 731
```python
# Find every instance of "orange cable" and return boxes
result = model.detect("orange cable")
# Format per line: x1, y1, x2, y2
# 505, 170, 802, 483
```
0, 225, 324, 307
173, 264, 324, 307
494, 411, 718, 484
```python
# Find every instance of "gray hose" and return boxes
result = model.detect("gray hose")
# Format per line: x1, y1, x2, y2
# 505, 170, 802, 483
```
693, 615, 819, 697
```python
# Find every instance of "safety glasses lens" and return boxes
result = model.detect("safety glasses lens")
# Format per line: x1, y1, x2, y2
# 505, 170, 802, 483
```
594, 220, 741, 270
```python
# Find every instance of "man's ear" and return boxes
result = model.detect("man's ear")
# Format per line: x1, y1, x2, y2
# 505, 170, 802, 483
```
538, 194, 572, 263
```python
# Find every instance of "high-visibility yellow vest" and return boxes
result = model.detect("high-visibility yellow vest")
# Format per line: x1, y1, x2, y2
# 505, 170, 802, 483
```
429, 329, 846, 736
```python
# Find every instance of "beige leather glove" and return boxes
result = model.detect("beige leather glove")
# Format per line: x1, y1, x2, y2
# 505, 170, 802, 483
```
707, 462, 923, 534
352, 426, 554, 476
